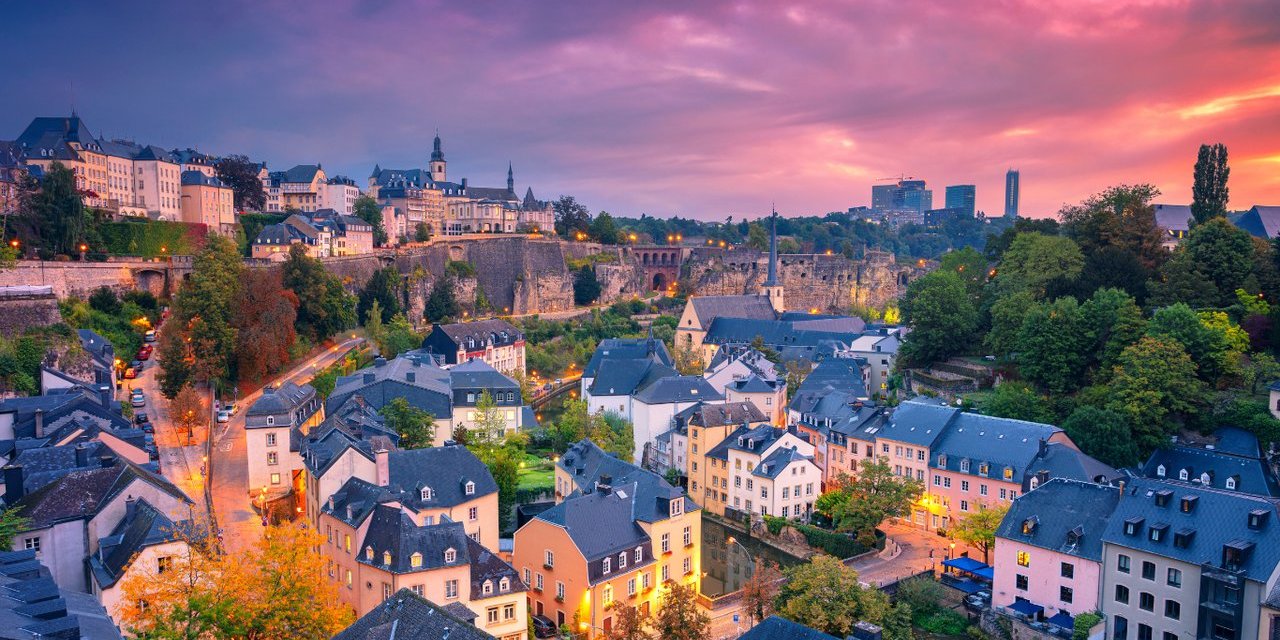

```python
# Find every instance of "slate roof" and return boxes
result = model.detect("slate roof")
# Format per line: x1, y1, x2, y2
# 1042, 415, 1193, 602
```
996, 478, 1119, 562
931, 412, 1063, 484
11, 441, 117, 494
535, 483, 657, 583
1023, 442, 1120, 490
246, 381, 316, 422
1142, 430, 1280, 497
423, 319, 523, 355
179, 170, 226, 187
327, 356, 452, 417
674, 401, 767, 428
731, 375, 780, 394
281, 164, 322, 184
12, 461, 192, 529
582, 335, 672, 380
790, 386, 871, 433
754, 446, 812, 479
555, 439, 694, 526
89, 499, 195, 588
1102, 477, 1280, 583
878, 400, 957, 448
0, 550, 122, 640
1235, 206, 1280, 239
325, 477, 394, 528
739, 616, 838, 640
464, 537, 525, 599
689, 295, 777, 327
357, 506, 471, 574
300, 410, 382, 478
333, 588, 493, 640
387, 445, 498, 510
794, 358, 868, 400
1153, 204, 1193, 234
706, 346, 779, 379
588, 359, 677, 397
15, 117, 97, 149
449, 360, 520, 396
633, 374, 722, 405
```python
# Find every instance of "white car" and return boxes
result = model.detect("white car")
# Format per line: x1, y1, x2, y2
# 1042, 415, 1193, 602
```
130, 392, 146, 408
216, 410, 230, 424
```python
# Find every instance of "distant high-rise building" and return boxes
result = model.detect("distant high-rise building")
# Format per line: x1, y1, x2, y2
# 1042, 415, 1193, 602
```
1004, 169, 1020, 218
871, 179, 931, 213
945, 185, 976, 217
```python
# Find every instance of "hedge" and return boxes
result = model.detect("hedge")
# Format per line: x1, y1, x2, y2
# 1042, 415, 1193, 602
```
763, 515, 880, 559
98, 220, 207, 257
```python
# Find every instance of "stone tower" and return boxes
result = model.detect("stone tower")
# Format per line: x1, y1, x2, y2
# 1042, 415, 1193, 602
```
429, 131, 447, 183
761, 207, 785, 313
507, 162, 514, 193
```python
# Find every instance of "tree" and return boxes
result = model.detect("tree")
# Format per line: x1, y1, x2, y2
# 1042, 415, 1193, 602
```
424, 277, 460, 323
1107, 337, 1205, 455
1061, 406, 1140, 467
1147, 248, 1219, 309
281, 244, 355, 341
589, 211, 620, 244
170, 384, 207, 443
1016, 297, 1087, 394
981, 382, 1054, 423
740, 559, 783, 625
899, 270, 977, 366
1192, 143, 1230, 224
213, 155, 266, 212
995, 232, 1084, 298
574, 265, 602, 306
381, 313, 421, 358
553, 195, 592, 238
592, 412, 635, 461
952, 504, 1008, 564
985, 290, 1035, 360
414, 221, 431, 242
653, 583, 710, 640
358, 266, 402, 324
673, 341, 704, 375
168, 236, 243, 386
21, 162, 86, 256
474, 283, 492, 315
364, 299, 385, 353
883, 604, 914, 640
746, 222, 769, 250
819, 459, 922, 543
1147, 303, 1232, 384
1184, 217, 1254, 305
1058, 184, 1165, 271
352, 195, 388, 246
938, 247, 989, 303
0, 508, 30, 549
1080, 288, 1145, 378
605, 604, 653, 640
1073, 246, 1150, 303
157, 319, 195, 398
379, 396, 435, 449
776, 555, 881, 637
89, 286, 121, 315
232, 269, 298, 382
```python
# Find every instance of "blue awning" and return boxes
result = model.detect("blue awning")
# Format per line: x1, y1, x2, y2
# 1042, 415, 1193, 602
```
1046, 611, 1075, 630
945, 578, 985, 594
942, 556, 988, 573
1008, 599, 1044, 617
973, 566, 995, 581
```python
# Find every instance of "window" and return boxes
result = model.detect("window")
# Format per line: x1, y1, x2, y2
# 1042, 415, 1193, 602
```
603, 585, 613, 606
635, 547, 643, 563
1016, 551, 1030, 567
410, 552, 423, 568
1141, 561, 1155, 581
961, 480, 970, 492
483, 581, 493, 596
383, 582, 392, 600
445, 579, 459, 599
1060, 586, 1073, 604
627, 578, 636, 596
661, 564, 669, 582
683, 526, 691, 547
365, 546, 373, 561
1167, 568, 1182, 588
536, 573, 544, 591
270, 473, 281, 485
1115, 584, 1130, 604
157, 556, 172, 574
683, 557, 691, 575
523, 568, 531, 585
383, 550, 391, 565
661, 533, 670, 553
1139, 592, 1154, 612
420, 487, 433, 501
267, 452, 278, 465
545, 550, 554, 568
603, 558, 611, 575
503, 603, 515, 620
1117, 554, 1131, 573
960, 500, 969, 512
344, 534, 352, 552
445, 548, 457, 563
346, 569, 352, 588
933, 476, 942, 487
670, 499, 683, 517
1164, 600, 1180, 620
1061, 562, 1074, 579
266, 416, 274, 426
1114, 616, 1128, 640
980, 484, 988, 496
469, 506, 478, 521
1015, 574, 1028, 590
465, 481, 475, 495
943, 477, 951, 488
761, 487, 768, 499
1137, 624, 1152, 640
266, 433, 277, 446
1179, 468, 1189, 481
487, 607, 499, 624
22, 537, 39, 553
619, 552, 627, 569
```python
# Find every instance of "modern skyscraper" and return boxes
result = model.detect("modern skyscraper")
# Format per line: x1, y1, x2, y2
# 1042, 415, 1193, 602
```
945, 184, 976, 217
871, 179, 932, 212
1004, 169, 1020, 218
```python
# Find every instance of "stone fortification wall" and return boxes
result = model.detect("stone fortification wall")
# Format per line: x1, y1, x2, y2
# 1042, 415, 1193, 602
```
0, 258, 190, 300
0, 293, 63, 337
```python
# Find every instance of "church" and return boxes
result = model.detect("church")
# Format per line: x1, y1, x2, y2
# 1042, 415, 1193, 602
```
367, 133, 554, 238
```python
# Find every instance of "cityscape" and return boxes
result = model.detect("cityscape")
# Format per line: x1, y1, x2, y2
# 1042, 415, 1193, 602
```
1, 3, 1280, 640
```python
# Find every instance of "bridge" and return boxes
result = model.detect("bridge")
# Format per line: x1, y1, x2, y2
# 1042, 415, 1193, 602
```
626, 245, 683, 291
0, 256, 195, 299
530, 375, 582, 411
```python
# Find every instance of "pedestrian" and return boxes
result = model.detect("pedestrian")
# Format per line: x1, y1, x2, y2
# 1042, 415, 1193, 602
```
929, 549, 934, 559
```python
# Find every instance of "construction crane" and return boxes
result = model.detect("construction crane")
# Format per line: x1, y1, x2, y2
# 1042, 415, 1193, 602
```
875, 173, 915, 183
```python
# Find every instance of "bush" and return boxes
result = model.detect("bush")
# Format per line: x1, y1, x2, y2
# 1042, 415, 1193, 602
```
895, 577, 945, 617
445, 260, 477, 278
98, 220, 205, 257
915, 609, 969, 636
763, 515, 875, 558
1073, 612, 1103, 640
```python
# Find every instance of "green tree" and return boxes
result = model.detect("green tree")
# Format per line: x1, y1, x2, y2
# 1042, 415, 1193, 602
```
22, 162, 86, 255
819, 459, 922, 543
281, 244, 355, 341
1147, 303, 1232, 384
1061, 406, 1140, 467
424, 277, 460, 323
985, 290, 1035, 360
170, 236, 244, 385
1016, 297, 1087, 394
364, 299, 385, 352
1080, 288, 1146, 378
414, 221, 431, 242
0, 508, 31, 549
894, 576, 945, 618
1058, 184, 1165, 271
653, 583, 710, 640
352, 195, 388, 246
995, 232, 1084, 298
380, 313, 421, 358
357, 266, 401, 324
981, 382, 1054, 423
379, 396, 436, 449
1107, 337, 1205, 455
474, 283, 492, 315
1191, 143, 1230, 224
213, 155, 266, 212
951, 504, 1008, 564
746, 222, 769, 250
938, 247, 989, 303
1184, 217, 1254, 305
574, 265, 602, 306
591, 412, 635, 461
883, 604, 914, 640
89, 286, 121, 315
1147, 248, 1220, 309
899, 270, 977, 366
553, 195, 592, 238
589, 211, 620, 244
776, 555, 879, 637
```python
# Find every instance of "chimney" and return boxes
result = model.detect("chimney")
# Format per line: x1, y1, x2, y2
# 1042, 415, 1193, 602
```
850, 621, 883, 640
363, 373, 375, 384
405, 371, 415, 383
34, 409, 44, 439
125, 496, 137, 522
1116, 480, 1126, 497
75, 443, 90, 468
375, 448, 390, 487
1038, 438, 1047, 457
98, 385, 112, 407
1036, 470, 1049, 486
3, 465, 23, 503
375, 356, 387, 367
99, 455, 114, 468
461, 177, 468, 190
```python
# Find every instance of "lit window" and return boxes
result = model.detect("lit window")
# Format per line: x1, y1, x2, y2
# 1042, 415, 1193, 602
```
410, 552, 423, 568
1017, 551, 1030, 567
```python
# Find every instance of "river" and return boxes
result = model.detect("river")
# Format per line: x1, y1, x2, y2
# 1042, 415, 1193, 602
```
699, 515, 804, 598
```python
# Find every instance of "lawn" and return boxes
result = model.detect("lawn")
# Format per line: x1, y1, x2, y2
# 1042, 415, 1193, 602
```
517, 453, 555, 492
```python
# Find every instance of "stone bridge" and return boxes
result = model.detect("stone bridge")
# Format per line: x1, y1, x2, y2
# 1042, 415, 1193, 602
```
0, 256, 194, 300
625, 245, 683, 292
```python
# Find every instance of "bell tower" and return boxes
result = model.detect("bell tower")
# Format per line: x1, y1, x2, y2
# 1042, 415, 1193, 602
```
761, 207, 785, 313
429, 130, 447, 183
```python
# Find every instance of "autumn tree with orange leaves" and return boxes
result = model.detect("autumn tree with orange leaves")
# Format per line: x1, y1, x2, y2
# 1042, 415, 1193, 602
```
117, 521, 352, 639
232, 268, 298, 383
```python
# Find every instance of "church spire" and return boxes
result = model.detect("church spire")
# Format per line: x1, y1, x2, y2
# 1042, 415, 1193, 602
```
507, 162, 514, 193
431, 129, 445, 162
765, 206, 779, 287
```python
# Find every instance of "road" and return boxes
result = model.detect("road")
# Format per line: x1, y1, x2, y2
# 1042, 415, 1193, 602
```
209, 337, 364, 555
125, 352, 208, 514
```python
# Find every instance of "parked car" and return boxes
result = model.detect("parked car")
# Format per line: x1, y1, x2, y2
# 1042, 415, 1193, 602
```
136, 348, 152, 361
216, 410, 230, 424
123, 367, 137, 379
130, 359, 143, 370
531, 615, 557, 639
965, 595, 986, 612
134, 412, 150, 426
131, 391, 146, 408
144, 330, 157, 343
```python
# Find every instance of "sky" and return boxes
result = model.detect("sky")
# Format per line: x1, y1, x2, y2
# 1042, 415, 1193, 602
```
4, 0, 1279, 220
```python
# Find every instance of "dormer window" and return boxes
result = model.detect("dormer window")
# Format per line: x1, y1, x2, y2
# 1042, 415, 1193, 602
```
421, 487, 433, 501
619, 552, 627, 569
1066, 525, 1083, 546
1225, 476, 1238, 491
737, 437, 744, 446
1178, 468, 1189, 481
938, 454, 947, 468
1154, 490, 1172, 507
1173, 529, 1195, 548
670, 499, 683, 517
979, 463, 989, 477
410, 552, 423, 568
1248, 509, 1270, 530
383, 551, 391, 565
603, 558, 611, 575
960, 459, 971, 473
1200, 472, 1211, 485
1123, 517, 1144, 536
500, 577, 510, 591
444, 548, 457, 563
266, 416, 275, 426
1180, 496, 1198, 513
365, 547, 373, 560
635, 547, 642, 563
483, 580, 493, 595
1156, 464, 1166, 477
465, 481, 475, 496
1003, 467, 1014, 481
1148, 523, 1168, 542
1022, 516, 1039, 535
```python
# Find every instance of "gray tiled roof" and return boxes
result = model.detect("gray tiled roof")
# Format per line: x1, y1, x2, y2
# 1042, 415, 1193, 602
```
1023, 442, 1120, 490
1102, 477, 1280, 583
997, 478, 1119, 562
12, 461, 192, 529
1235, 205, 1280, 239
878, 400, 957, 448
1153, 204, 1193, 233
383, 445, 498, 511
583, 336, 672, 379
357, 506, 471, 574
0, 550, 122, 640
89, 499, 196, 588
556, 439, 693, 526
588, 359, 677, 397
931, 413, 1063, 484
753, 446, 811, 479
333, 588, 494, 640
739, 616, 838, 640
674, 401, 766, 428
689, 295, 777, 327
633, 374, 723, 405
179, 170, 226, 187
535, 483, 656, 583
1141, 438, 1279, 497
327, 356, 452, 418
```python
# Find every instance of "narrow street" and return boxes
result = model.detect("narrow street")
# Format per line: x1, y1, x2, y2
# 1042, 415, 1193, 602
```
126, 356, 208, 514
208, 337, 364, 554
